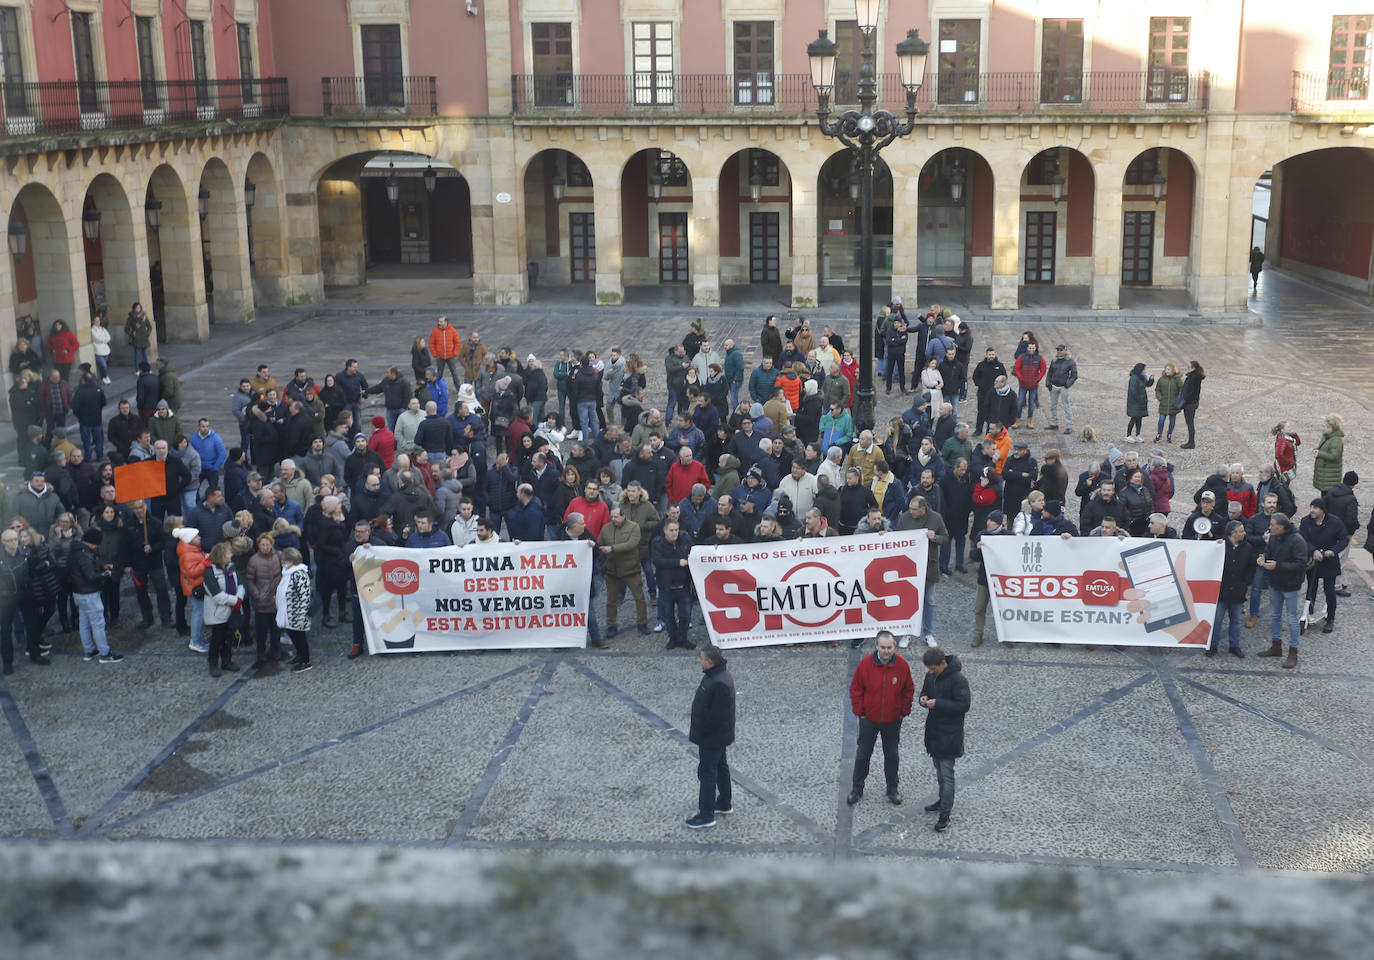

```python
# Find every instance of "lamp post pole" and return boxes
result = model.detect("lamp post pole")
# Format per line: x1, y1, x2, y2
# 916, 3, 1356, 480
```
808, 18, 927, 434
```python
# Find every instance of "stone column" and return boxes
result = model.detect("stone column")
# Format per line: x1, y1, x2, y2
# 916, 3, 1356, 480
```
474, 128, 526, 305
156, 180, 210, 344
990, 174, 1021, 309
248, 182, 288, 307
1090, 180, 1123, 310
204, 183, 254, 325
316, 176, 365, 288
1263, 161, 1283, 268
0, 245, 15, 417
692, 172, 720, 308
789, 160, 819, 309
591, 171, 624, 305
281, 188, 325, 306
1191, 117, 1250, 312
889, 157, 922, 308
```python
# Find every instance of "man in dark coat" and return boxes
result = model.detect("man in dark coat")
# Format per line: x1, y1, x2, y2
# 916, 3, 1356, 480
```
1210, 519, 1254, 657
920, 646, 970, 831
686, 643, 735, 830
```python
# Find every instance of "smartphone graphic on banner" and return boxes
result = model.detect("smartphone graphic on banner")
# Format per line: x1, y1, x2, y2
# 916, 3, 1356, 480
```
1119, 542, 1191, 633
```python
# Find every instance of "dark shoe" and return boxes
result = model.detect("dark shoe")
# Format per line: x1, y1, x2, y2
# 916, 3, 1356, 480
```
684, 813, 716, 829
83, 651, 99, 662
923, 801, 941, 812
221, 660, 237, 672
955, 565, 968, 574
97, 653, 122, 664
138, 618, 154, 629
209, 663, 222, 678
176, 624, 191, 636
1282, 649, 1298, 669
1335, 588, 1351, 598
1322, 619, 1334, 634
1205, 648, 1217, 658
28, 655, 51, 666
606, 626, 618, 638
322, 616, 337, 629
347, 643, 365, 660
37, 642, 52, 654
591, 639, 609, 649
637, 624, 651, 635
340, 605, 353, 622
887, 790, 903, 806
850, 636, 864, 649
1048, 424, 1059, 431
291, 661, 313, 673
715, 804, 733, 815
846, 789, 863, 805
939, 567, 951, 576
1, 663, 10, 676
1063, 428, 1072, 435
1229, 647, 1245, 658
1257, 641, 1283, 658
934, 817, 950, 832
1180, 442, 1195, 449
1153, 435, 1161, 443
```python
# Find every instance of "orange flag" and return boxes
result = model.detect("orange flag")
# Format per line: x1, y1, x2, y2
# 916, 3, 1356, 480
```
114, 460, 166, 504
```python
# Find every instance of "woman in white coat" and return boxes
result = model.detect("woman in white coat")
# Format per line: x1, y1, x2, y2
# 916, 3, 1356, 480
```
202, 541, 245, 677
275, 547, 314, 673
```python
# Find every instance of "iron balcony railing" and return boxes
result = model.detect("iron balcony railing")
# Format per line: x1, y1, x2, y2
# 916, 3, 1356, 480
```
322, 76, 438, 116
0, 78, 288, 137
511, 70, 1210, 116
1292, 70, 1374, 113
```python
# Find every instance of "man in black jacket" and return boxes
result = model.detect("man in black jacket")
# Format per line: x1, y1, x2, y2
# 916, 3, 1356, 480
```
920, 646, 969, 831
1081, 480, 1130, 534
122, 498, 172, 628
1256, 512, 1309, 668
971, 348, 1007, 434
686, 643, 735, 829
652, 519, 694, 650
72, 529, 122, 663
1210, 520, 1254, 658
1322, 470, 1360, 597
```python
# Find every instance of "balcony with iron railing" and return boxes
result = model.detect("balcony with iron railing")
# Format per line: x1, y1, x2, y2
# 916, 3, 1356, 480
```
511, 70, 1210, 117
322, 76, 438, 117
0, 78, 288, 138
1291, 70, 1374, 115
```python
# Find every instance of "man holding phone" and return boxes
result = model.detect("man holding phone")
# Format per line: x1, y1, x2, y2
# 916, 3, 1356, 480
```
1257, 512, 1309, 669
920, 646, 970, 833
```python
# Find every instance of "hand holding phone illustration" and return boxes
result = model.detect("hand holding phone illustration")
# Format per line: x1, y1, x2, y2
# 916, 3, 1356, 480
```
1118, 546, 1208, 644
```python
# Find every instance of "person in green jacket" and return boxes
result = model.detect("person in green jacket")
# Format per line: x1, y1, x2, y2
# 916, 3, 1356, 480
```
1313, 414, 1345, 494
1153, 362, 1183, 443
553, 349, 572, 424
722, 340, 745, 410
1124, 363, 1153, 443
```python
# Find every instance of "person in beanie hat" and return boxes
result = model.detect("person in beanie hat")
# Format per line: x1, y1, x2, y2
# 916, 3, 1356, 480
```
72, 527, 122, 663
1321, 470, 1360, 597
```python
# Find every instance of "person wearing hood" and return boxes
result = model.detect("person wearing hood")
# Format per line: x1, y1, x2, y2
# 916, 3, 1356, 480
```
920, 646, 970, 831
367, 415, 396, 469
1124, 362, 1154, 442
846, 630, 915, 806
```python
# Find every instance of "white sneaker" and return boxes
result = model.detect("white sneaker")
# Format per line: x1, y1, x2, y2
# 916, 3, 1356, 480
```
101, 377, 111, 384
925, 634, 938, 647
189, 639, 209, 653
897, 635, 912, 649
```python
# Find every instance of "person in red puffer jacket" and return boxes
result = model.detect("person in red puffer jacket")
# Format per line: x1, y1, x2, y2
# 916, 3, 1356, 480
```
1012, 342, 1047, 429
847, 630, 916, 806
46, 320, 80, 382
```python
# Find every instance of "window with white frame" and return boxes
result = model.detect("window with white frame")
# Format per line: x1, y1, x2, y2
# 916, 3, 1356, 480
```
632, 21, 673, 105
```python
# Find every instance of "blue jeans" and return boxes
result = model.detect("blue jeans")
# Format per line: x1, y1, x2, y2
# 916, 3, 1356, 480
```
180, 489, 198, 515
1156, 412, 1178, 437
531, 400, 546, 424
556, 387, 568, 423
577, 400, 599, 443
931, 756, 956, 817
939, 536, 966, 570
95, 355, 108, 380
1049, 385, 1073, 428
697, 746, 731, 818
75, 591, 110, 656
133, 346, 149, 369
664, 588, 692, 647
80, 424, 103, 461
1270, 588, 1302, 649
729, 381, 741, 409
189, 594, 206, 650
385, 407, 402, 431
1210, 601, 1244, 651
921, 580, 935, 636
641, 557, 657, 596
1249, 567, 1269, 617
1017, 387, 1038, 420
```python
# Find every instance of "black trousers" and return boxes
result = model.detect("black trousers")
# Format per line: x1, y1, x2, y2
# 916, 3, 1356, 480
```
0, 598, 41, 667
287, 628, 309, 664
853, 717, 902, 793
209, 621, 234, 667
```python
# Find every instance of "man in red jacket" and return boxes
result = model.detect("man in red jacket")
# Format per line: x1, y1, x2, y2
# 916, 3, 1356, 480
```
847, 629, 916, 806
428, 316, 463, 390
665, 446, 710, 506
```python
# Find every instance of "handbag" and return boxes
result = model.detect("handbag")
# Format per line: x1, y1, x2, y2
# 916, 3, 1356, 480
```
493, 415, 511, 429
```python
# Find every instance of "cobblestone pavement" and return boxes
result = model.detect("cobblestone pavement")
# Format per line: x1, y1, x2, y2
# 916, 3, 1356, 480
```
3, 267, 1374, 872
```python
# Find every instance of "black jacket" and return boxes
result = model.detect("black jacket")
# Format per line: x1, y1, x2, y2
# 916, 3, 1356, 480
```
1182, 508, 1225, 541
921, 654, 970, 759
1323, 483, 1361, 535
1264, 529, 1309, 592
69, 542, 110, 594
1219, 538, 1255, 605
651, 531, 694, 591
971, 358, 1006, 394
689, 658, 736, 750
1082, 494, 1130, 534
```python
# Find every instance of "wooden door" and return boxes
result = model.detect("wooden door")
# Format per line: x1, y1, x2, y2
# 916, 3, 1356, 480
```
1023, 211, 1056, 284
658, 212, 688, 283
749, 212, 779, 283
1121, 211, 1154, 285
569, 211, 596, 281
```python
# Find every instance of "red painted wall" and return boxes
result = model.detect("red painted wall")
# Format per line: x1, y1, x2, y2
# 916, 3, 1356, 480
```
1065, 151, 1093, 257
1162, 149, 1193, 256
268, 0, 353, 114
213, 3, 240, 81
32, 0, 77, 81
256, 0, 277, 77
987, 5, 1034, 73
410, 0, 487, 116
100, 0, 140, 83
622, 155, 649, 257
970, 157, 992, 257
719, 154, 740, 257
678, 6, 724, 73
1280, 149, 1374, 279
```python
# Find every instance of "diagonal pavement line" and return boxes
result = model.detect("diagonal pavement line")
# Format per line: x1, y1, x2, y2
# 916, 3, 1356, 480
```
1178, 666, 1374, 682
1158, 665, 1256, 869
565, 656, 833, 845
95, 660, 539, 838
462, 838, 826, 856
446, 654, 562, 847
834, 647, 863, 860
0, 679, 75, 837
854, 672, 1155, 847
1178, 675, 1374, 769
857, 844, 1234, 875
77, 663, 262, 837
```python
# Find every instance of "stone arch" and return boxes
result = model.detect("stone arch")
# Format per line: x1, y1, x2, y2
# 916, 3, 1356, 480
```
200, 156, 253, 325
1118, 147, 1197, 289
522, 148, 596, 287
1018, 146, 1095, 286
146, 163, 207, 343
718, 147, 793, 288
915, 147, 996, 287
246, 151, 288, 307
619, 147, 695, 288
816, 148, 893, 301
9, 182, 81, 364
82, 173, 142, 365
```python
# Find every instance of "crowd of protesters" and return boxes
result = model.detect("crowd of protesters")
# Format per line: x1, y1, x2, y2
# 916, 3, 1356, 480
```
3, 305, 1371, 677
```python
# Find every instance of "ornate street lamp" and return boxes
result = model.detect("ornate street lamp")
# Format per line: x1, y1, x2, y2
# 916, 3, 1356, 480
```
423, 164, 437, 194
144, 197, 162, 232
385, 162, 399, 206
648, 173, 663, 203
948, 161, 965, 202
198, 186, 210, 220
749, 172, 763, 203
551, 173, 566, 202
82, 208, 101, 244
7, 219, 27, 263
243, 178, 257, 210
808, 20, 928, 433
1151, 148, 1167, 203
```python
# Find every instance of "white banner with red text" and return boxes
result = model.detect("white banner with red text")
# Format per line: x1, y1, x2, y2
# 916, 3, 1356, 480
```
688, 535, 927, 648
350, 541, 593, 653
980, 536, 1223, 648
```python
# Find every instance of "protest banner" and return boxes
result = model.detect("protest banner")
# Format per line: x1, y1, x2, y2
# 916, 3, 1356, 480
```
688, 534, 927, 648
980, 536, 1223, 647
350, 540, 593, 654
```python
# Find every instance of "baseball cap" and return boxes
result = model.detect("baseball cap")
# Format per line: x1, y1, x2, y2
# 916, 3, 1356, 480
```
1201, 491, 1216, 500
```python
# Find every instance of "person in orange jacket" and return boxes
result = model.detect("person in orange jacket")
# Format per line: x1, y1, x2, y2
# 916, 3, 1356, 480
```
985, 423, 1011, 474
428, 316, 463, 391
174, 527, 210, 653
